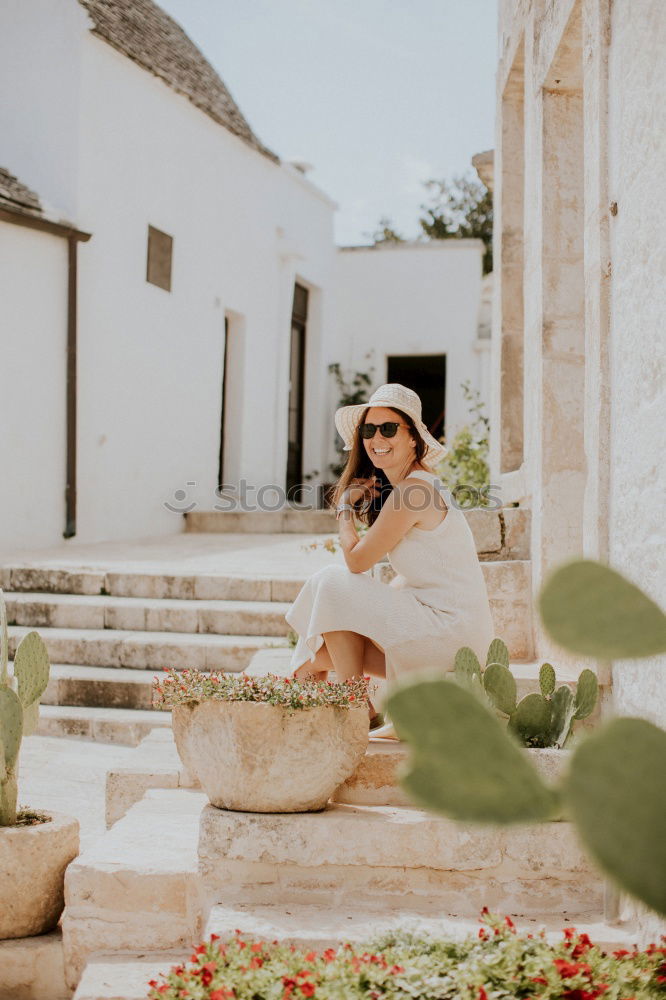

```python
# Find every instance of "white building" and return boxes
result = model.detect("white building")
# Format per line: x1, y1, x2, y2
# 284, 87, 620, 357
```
0, 0, 337, 550
325, 240, 490, 479
0, 0, 488, 550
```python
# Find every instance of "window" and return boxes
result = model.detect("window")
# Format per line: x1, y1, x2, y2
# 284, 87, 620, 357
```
146, 225, 173, 291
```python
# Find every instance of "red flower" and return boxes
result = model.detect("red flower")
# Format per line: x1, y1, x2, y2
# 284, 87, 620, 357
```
571, 933, 593, 958
251, 942, 264, 953
304, 950, 317, 962
209, 990, 235, 1000
505, 915, 516, 931
553, 959, 592, 979
531, 977, 549, 985
210, 933, 220, 941
564, 927, 578, 942
322, 948, 337, 962
613, 950, 631, 959
390, 964, 405, 974
477, 988, 489, 1000
300, 984, 316, 998
250, 956, 263, 968
478, 928, 488, 940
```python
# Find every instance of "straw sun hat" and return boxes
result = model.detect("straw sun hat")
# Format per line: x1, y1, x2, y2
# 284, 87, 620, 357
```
334, 383, 448, 468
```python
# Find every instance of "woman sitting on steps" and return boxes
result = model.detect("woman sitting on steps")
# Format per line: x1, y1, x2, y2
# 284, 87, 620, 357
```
285, 383, 495, 739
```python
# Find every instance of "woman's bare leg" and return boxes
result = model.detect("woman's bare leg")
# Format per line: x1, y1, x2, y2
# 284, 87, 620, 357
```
321, 630, 365, 681
293, 642, 333, 681
362, 637, 386, 678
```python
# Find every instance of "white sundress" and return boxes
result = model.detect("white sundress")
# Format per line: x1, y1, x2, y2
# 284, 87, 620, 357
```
285, 470, 495, 681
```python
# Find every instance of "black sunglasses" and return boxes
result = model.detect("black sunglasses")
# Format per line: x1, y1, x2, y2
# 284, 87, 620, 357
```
359, 421, 409, 440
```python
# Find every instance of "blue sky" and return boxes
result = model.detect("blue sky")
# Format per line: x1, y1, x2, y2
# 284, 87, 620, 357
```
158, 0, 498, 245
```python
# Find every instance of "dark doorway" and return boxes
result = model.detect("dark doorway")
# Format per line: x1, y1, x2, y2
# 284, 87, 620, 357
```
386, 354, 446, 440
286, 283, 308, 494
217, 316, 230, 489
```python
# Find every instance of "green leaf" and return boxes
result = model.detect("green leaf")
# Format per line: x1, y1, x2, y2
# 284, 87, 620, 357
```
387, 678, 560, 824
564, 718, 666, 916
483, 663, 517, 715
486, 638, 510, 669
539, 560, 666, 659
539, 662, 556, 697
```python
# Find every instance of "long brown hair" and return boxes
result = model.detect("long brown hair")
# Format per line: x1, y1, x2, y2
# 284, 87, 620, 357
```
331, 406, 429, 526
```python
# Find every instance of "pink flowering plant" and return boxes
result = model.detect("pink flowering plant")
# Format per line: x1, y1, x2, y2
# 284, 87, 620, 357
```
146, 912, 666, 999
152, 668, 369, 711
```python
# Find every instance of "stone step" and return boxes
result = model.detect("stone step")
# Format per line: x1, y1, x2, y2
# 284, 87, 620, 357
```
199, 799, 604, 918
4, 591, 291, 635
0, 927, 69, 1000
65, 786, 610, 992
2, 559, 534, 658
44, 664, 159, 710
38, 705, 171, 746
73, 911, 637, 1000
184, 506, 531, 561
8, 625, 281, 671
62, 789, 209, 989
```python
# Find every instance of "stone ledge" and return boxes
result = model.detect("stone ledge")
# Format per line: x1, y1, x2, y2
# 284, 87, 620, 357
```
63, 789, 208, 989
0, 928, 68, 1000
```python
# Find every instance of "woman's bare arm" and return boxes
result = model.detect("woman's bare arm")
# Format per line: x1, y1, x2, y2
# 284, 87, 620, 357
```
339, 479, 433, 574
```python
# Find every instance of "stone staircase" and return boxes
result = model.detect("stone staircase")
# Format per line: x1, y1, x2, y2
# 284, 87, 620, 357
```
62, 728, 632, 999
1, 506, 540, 744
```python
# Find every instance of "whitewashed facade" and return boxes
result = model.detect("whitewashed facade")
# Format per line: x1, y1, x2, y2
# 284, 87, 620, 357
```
0, 0, 336, 549
325, 241, 490, 479
0, 0, 487, 551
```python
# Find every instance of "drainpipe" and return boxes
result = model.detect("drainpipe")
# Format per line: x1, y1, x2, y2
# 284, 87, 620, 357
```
64, 235, 78, 538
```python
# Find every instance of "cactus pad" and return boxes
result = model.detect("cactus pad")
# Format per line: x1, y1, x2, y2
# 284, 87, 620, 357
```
548, 685, 575, 748
486, 637, 510, 669
539, 662, 556, 697
387, 678, 560, 822
574, 668, 598, 721
483, 663, 517, 716
14, 631, 50, 709
565, 717, 666, 917
539, 559, 666, 659
0, 588, 8, 685
509, 694, 552, 747
0, 686, 22, 772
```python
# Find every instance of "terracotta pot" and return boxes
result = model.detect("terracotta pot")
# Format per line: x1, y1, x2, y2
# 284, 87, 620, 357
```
173, 700, 369, 813
0, 811, 79, 939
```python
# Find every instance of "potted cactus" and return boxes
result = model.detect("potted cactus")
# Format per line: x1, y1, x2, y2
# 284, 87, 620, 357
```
0, 589, 79, 939
454, 637, 598, 748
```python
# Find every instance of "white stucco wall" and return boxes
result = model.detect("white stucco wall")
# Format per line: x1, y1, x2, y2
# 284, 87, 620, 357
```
607, 0, 666, 729
0, 0, 336, 545
328, 242, 487, 475
0, 223, 68, 550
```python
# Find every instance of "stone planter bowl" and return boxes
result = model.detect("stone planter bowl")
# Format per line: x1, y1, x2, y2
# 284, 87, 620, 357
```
0, 810, 79, 939
173, 700, 369, 813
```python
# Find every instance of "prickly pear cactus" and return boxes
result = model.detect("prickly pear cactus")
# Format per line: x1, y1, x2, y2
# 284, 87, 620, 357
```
574, 668, 598, 721
486, 637, 510, 669
539, 662, 556, 697
453, 646, 484, 699
0, 590, 51, 825
483, 662, 517, 716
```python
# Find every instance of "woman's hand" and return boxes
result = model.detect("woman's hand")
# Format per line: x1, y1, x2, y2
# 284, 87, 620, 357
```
342, 476, 380, 508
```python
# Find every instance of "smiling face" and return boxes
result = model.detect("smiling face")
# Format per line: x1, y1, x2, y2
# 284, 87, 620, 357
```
361, 406, 418, 480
